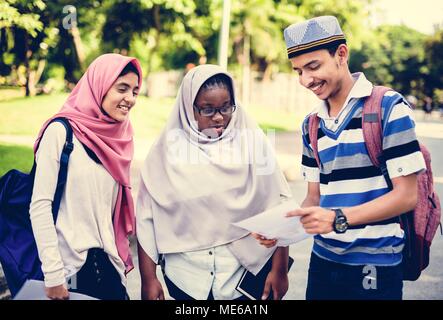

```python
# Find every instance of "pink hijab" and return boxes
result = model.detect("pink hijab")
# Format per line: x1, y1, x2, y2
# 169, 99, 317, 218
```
34, 53, 142, 273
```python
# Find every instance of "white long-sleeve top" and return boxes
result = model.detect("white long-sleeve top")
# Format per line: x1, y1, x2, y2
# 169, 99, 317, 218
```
136, 180, 244, 300
29, 122, 126, 288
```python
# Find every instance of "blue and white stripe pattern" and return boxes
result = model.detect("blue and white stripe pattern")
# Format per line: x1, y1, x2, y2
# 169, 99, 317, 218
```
301, 73, 426, 266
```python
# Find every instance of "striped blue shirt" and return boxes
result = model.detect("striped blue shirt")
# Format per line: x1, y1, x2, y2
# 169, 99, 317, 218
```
301, 73, 426, 266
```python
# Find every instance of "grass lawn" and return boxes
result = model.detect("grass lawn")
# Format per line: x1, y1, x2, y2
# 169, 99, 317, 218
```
0, 143, 34, 177
0, 93, 301, 139
0, 94, 69, 136
0, 87, 25, 101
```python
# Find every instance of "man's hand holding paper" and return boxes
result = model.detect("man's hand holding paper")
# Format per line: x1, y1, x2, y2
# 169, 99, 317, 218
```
286, 206, 335, 234
233, 199, 311, 246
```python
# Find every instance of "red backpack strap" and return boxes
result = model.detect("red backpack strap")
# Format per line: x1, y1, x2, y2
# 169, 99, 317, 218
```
362, 85, 393, 167
308, 113, 321, 168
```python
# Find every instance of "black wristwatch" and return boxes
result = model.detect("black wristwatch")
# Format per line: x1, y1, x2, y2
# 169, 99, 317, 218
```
333, 209, 349, 233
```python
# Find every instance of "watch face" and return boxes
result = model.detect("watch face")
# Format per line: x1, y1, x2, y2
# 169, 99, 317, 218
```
335, 216, 348, 233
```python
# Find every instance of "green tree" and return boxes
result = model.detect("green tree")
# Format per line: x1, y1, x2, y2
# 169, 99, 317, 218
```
425, 28, 443, 98
228, 0, 371, 78
45, 1, 101, 85
0, 0, 99, 94
292, 0, 371, 50
0, 0, 47, 95
350, 25, 427, 98
100, 0, 208, 95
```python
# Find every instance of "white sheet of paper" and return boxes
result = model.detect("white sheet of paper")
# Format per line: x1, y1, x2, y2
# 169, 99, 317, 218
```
233, 199, 311, 246
13, 279, 99, 300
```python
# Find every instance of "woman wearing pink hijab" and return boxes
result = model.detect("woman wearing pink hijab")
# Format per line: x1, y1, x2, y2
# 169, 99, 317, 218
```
29, 53, 142, 300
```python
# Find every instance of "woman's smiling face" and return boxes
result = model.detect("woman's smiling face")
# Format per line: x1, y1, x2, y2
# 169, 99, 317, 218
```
101, 72, 139, 122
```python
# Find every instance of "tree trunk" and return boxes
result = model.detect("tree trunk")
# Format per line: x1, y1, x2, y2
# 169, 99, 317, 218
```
25, 64, 37, 96
34, 59, 46, 88
262, 62, 273, 82
69, 26, 85, 70
241, 34, 251, 107
58, 22, 78, 85
218, 0, 231, 69
25, 60, 46, 97
24, 33, 31, 97
27, 69, 36, 96
144, 5, 162, 97
144, 37, 158, 97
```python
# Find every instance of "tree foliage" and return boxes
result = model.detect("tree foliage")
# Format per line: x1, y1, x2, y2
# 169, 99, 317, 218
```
0, 0, 442, 100
350, 25, 428, 99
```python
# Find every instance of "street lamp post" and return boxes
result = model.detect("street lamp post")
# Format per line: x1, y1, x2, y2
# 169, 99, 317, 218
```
218, 0, 231, 70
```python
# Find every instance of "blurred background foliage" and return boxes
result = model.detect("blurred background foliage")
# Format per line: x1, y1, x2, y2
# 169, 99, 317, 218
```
1, 0, 443, 106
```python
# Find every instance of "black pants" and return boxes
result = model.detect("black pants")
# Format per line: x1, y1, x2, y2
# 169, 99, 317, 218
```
306, 252, 403, 300
68, 248, 127, 300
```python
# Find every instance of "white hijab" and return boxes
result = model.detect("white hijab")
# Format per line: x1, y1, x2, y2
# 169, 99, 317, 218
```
140, 65, 292, 273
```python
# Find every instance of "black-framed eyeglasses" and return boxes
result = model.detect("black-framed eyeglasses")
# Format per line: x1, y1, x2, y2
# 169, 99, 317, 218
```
193, 104, 237, 117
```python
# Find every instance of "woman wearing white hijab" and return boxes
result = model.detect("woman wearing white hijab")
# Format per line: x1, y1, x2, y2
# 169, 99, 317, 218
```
136, 65, 292, 300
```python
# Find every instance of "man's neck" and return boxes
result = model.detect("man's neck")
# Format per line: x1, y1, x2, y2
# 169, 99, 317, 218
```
327, 72, 355, 118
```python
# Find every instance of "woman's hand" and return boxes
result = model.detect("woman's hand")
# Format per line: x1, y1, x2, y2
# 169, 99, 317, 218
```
262, 268, 289, 300
45, 284, 70, 300
141, 278, 165, 300
251, 233, 278, 248
138, 241, 165, 300
261, 246, 290, 300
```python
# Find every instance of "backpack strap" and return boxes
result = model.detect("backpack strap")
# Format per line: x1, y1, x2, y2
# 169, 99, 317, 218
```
308, 113, 321, 168
361, 86, 392, 166
362, 86, 393, 189
51, 118, 73, 218
31, 117, 74, 220
309, 86, 393, 172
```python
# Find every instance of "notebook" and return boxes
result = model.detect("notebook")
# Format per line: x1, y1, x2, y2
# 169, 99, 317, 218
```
236, 256, 294, 300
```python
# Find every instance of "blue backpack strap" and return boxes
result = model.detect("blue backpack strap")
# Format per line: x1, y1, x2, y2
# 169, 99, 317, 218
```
50, 118, 73, 219
30, 117, 74, 221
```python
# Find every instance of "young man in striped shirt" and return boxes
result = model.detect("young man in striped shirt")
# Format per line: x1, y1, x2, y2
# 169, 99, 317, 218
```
256, 16, 426, 299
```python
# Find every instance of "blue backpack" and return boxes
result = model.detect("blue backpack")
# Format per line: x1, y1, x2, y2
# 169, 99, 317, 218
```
0, 117, 73, 297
